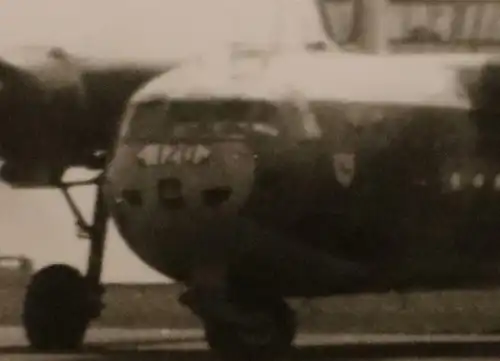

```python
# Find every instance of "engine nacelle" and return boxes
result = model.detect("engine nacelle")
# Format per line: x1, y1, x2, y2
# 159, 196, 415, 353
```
0, 161, 64, 188
0, 46, 87, 187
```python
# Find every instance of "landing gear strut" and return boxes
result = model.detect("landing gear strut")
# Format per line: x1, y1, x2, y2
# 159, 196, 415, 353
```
22, 175, 108, 351
181, 286, 297, 359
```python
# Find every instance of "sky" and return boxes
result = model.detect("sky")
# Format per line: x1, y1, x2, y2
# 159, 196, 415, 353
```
0, 0, 228, 58
0, 169, 169, 283
0, 0, 330, 283
0, 0, 328, 59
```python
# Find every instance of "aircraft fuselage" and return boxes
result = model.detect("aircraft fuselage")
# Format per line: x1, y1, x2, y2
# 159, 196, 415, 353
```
103, 90, 500, 297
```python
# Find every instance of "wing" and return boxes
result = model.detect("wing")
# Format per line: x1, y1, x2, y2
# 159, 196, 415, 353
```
0, 45, 175, 187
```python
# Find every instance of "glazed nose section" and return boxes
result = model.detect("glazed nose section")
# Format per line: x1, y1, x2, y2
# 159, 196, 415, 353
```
122, 189, 143, 207
158, 177, 184, 210
155, 141, 256, 213
202, 186, 233, 207
198, 142, 255, 212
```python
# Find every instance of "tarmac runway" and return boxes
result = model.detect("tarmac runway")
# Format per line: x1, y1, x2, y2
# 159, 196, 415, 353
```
1, 327, 500, 360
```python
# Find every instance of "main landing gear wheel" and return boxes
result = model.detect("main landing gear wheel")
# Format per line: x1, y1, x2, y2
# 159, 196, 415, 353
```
204, 299, 297, 360
22, 264, 95, 351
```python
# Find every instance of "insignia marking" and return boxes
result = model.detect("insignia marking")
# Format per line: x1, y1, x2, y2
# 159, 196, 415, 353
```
332, 153, 356, 188
192, 145, 211, 164
137, 144, 211, 166
137, 144, 160, 166
160, 145, 174, 164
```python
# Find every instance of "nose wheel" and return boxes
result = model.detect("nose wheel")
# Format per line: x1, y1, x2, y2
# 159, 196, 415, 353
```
22, 177, 108, 351
182, 287, 297, 359
205, 299, 296, 359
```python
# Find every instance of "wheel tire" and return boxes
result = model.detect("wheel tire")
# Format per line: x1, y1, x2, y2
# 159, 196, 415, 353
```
204, 299, 296, 359
22, 264, 92, 351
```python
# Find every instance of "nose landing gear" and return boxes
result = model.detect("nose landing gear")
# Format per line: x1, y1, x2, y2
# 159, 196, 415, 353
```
22, 176, 108, 351
20, 173, 297, 360
180, 286, 297, 359
205, 300, 296, 360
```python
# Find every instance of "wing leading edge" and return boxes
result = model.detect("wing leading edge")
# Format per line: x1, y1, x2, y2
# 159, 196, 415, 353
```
0, 45, 175, 187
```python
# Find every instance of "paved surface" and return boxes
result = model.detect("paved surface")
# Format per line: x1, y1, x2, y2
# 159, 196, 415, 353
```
1, 327, 500, 360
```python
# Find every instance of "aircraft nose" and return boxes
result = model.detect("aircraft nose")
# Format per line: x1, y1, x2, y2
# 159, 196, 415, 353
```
158, 177, 184, 209
156, 141, 256, 214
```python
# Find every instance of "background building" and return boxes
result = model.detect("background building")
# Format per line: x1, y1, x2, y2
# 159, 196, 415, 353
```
321, 0, 500, 52
0, 256, 32, 287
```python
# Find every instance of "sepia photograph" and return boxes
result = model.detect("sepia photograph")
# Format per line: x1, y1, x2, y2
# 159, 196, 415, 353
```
2, 0, 500, 360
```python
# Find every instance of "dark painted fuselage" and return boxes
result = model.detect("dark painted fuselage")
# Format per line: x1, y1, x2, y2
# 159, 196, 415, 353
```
102, 51, 500, 298
104, 97, 500, 298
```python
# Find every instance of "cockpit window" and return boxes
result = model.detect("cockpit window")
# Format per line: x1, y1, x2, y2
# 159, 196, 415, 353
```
124, 100, 168, 141
125, 99, 280, 142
